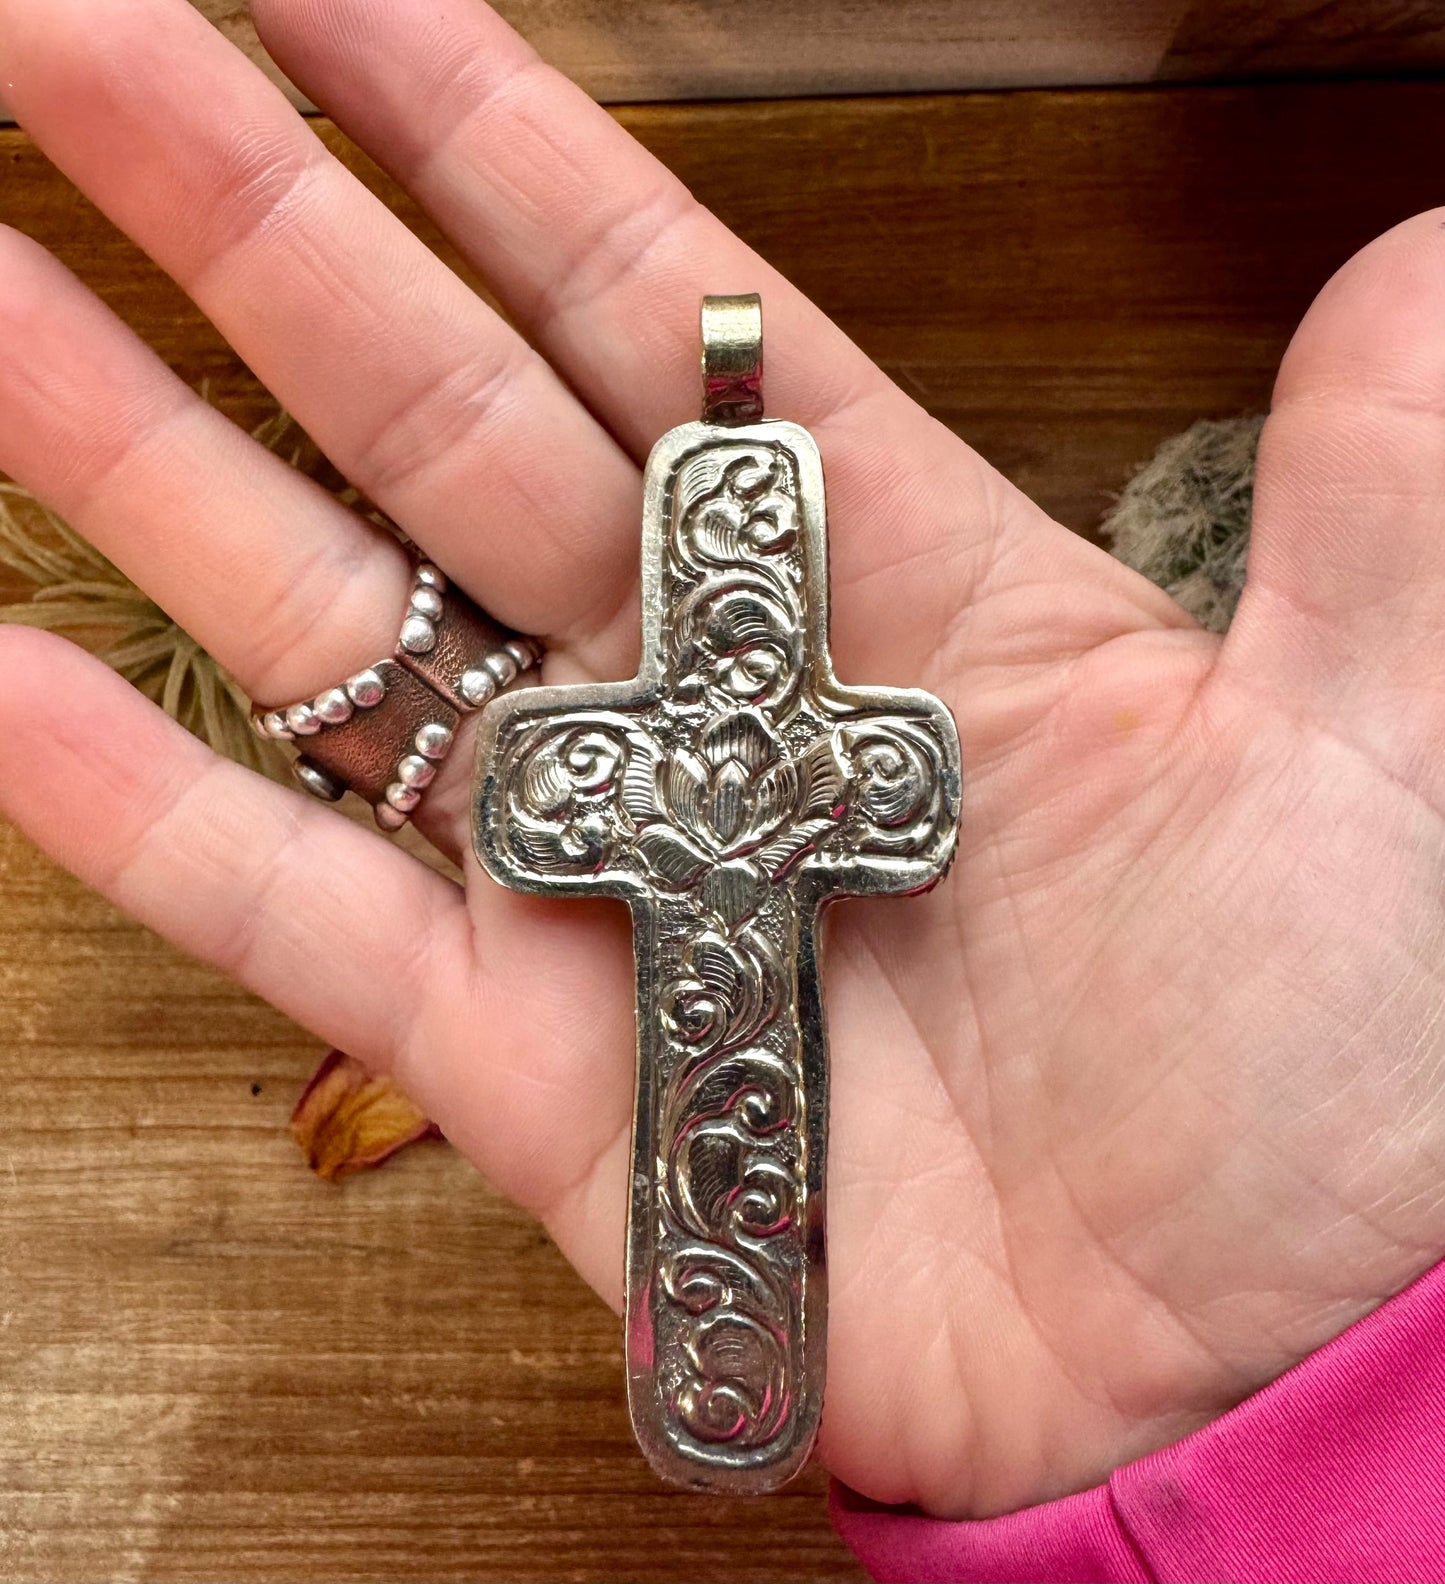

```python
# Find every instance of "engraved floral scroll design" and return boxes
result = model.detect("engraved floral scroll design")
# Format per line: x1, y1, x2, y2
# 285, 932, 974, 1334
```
494, 440, 954, 1467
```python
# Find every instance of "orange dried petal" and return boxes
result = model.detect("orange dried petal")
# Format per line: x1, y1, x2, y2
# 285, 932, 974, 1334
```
291, 1050, 442, 1181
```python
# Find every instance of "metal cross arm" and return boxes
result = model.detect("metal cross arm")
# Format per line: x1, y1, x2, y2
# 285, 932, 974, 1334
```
473, 296, 962, 1494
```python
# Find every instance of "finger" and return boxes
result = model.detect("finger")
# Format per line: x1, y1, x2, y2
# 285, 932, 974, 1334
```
0, 627, 636, 1299
249, 0, 1196, 687
0, 223, 410, 707
251, 0, 893, 462
1223, 208, 1445, 783
0, 225, 527, 866
0, 0, 642, 665
0, 625, 464, 1077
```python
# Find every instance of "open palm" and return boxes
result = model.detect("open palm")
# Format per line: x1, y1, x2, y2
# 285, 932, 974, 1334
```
3, 0, 1444, 1522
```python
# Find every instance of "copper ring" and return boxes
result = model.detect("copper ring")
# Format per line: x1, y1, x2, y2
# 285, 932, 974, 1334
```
249, 559, 542, 831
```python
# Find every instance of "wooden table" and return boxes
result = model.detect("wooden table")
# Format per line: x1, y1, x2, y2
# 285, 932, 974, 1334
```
2, 78, 1443, 1582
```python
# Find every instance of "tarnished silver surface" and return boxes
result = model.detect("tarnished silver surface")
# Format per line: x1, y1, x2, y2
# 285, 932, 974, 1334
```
473, 297, 961, 1494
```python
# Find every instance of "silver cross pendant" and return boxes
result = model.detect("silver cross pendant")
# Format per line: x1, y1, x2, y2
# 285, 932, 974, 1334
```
474, 295, 962, 1493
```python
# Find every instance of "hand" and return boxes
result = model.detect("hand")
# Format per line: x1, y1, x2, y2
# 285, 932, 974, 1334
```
2, 0, 1443, 1521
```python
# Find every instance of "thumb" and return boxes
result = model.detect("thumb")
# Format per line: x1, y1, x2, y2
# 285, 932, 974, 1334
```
1223, 208, 1445, 794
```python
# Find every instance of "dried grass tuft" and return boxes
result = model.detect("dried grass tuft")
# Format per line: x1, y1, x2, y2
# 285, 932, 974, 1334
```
1103, 415, 1261, 634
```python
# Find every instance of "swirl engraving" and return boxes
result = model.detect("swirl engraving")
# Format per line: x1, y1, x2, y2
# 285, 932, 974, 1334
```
503, 722, 631, 875
671, 573, 804, 712
659, 1034, 799, 1452
659, 928, 784, 1055
641, 444, 810, 1463
660, 1241, 791, 1449
649, 445, 955, 1465
481, 430, 959, 1487
671, 446, 800, 577
833, 716, 953, 860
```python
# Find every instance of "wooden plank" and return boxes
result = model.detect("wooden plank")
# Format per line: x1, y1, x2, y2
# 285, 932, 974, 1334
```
9, 79, 1441, 546
482, 0, 1192, 98
15, 2, 1445, 114
192, 1, 1445, 107
3, 78, 1445, 1578
1163, 0, 1445, 80
193, 0, 1190, 104
0, 828, 854, 1584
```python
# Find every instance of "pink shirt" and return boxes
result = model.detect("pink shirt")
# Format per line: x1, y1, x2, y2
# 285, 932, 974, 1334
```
833, 1258, 1445, 1582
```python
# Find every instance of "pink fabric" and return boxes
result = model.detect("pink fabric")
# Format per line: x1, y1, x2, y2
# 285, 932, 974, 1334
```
833, 1257, 1445, 1582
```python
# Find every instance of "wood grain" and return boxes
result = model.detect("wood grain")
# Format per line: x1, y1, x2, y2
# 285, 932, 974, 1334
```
1164, 0, 1445, 79
195, 0, 1192, 104
187, 0, 1445, 107
0, 826, 851, 1584
12, 1, 1445, 116
3, 79, 1445, 1580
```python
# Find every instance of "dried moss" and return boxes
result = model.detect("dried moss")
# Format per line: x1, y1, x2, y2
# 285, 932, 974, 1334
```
1103, 415, 1261, 634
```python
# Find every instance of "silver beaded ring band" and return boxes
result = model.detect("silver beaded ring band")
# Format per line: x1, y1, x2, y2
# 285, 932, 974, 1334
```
250, 559, 542, 831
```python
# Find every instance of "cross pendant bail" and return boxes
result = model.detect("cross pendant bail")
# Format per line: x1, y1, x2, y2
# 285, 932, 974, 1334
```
474, 296, 962, 1493
701, 292, 764, 425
